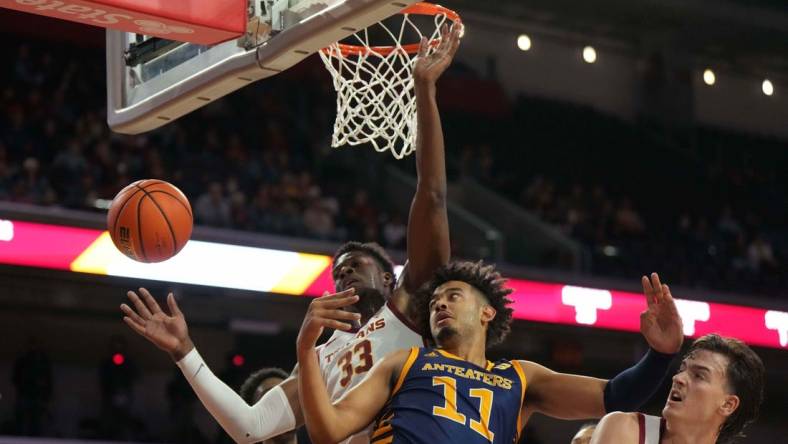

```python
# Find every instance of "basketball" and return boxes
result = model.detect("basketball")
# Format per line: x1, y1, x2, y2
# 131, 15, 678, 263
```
107, 179, 193, 263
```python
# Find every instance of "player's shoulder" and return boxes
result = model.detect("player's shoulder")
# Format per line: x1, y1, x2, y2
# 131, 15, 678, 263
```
600, 411, 640, 426
385, 346, 418, 364
516, 360, 549, 381
594, 411, 641, 442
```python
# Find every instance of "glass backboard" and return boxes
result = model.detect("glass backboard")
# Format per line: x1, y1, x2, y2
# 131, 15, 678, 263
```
106, 0, 416, 134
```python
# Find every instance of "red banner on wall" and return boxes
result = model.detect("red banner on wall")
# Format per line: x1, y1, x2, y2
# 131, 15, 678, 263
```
0, 0, 245, 44
1, 218, 786, 350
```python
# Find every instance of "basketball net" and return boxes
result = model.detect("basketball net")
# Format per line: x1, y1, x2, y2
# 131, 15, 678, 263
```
319, 3, 461, 159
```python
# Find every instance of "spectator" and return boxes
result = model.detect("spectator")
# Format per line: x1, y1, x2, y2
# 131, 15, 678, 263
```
195, 182, 232, 227
382, 212, 407, 249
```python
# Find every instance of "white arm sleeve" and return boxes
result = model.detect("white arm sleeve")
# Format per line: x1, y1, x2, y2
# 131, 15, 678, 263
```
176, 348, 296, 444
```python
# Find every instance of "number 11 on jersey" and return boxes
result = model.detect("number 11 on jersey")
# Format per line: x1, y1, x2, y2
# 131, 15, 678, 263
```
432, 376, 495, 442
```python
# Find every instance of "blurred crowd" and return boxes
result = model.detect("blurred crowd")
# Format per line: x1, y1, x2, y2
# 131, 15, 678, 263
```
455, 96, 786, 297
1, 41, 784, 297
0, 43, 408, 249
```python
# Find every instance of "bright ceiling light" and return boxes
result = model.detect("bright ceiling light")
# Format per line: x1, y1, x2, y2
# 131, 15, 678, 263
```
762, 79, 774, 96
582, 46, 597, 64
517, 34, 532, 51
703, 69, 716, 86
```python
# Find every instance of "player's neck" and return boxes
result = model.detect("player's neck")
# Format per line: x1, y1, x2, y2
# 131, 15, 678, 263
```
661, 418, 719, 444
440, 336, 487, 369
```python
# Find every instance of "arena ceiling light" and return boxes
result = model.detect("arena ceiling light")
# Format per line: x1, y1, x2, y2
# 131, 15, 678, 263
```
762, 79, 774, 96
582, 45, 597, 64
703, 68, 716, 86
517, 34, 532, 51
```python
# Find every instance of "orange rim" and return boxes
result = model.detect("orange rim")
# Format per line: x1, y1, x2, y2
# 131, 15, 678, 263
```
321, 2, 462, 57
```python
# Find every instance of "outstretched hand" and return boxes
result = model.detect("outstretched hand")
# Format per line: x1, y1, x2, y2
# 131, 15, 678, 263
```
413, 22, 462, 87
120, 288, 194, 361
639, 273, 684, 354
297, 289, 361, 355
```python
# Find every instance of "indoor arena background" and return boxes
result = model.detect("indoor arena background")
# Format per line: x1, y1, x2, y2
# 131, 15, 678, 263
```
1, 1, 787, 443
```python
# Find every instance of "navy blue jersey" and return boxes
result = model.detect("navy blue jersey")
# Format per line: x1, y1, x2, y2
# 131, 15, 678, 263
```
371, 347, 527, 444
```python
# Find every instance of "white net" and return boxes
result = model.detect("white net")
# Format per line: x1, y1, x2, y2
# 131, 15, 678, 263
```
319, 6, 457, 159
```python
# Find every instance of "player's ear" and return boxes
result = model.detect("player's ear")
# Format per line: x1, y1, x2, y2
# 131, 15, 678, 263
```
719, 394, 740, 418
382, 271, 394, 288
481, 305, 496, 323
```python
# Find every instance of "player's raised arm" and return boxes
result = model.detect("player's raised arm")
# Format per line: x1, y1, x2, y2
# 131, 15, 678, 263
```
121, 288, 302, 443
518, 273, 682, 420
394, 24, 461, 306
296, 289, 405, 444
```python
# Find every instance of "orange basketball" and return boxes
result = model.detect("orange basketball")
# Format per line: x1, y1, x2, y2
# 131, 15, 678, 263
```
107, 179, 193, 263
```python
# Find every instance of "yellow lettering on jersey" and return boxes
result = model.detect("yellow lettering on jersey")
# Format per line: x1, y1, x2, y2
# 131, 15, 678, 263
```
419, 359, 514, 390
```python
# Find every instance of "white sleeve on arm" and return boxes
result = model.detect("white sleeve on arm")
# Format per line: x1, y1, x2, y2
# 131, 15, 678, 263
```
177, 348, 296, 444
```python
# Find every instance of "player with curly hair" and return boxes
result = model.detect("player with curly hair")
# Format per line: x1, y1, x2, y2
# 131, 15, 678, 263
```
297, 261, 686, 443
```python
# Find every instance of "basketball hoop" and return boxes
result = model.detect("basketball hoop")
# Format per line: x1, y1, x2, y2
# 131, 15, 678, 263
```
319, 2, 462, 159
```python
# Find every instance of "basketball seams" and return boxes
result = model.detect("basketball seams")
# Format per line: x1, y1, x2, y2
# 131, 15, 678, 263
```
109, 182, 148, 236
134, 184, 178, 257
146, 190, 193, 218
140, 179, 167, 190
133, 185, 149, 262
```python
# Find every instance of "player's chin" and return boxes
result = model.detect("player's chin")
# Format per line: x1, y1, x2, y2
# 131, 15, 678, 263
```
434, 325, 458, 343
662, 401, 683, 418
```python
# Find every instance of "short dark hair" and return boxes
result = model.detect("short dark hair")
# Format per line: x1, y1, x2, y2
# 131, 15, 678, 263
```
239, 367, 289, 405
686, 334, 765, 444
332, 241, 396, 290
415, 261, 514, 347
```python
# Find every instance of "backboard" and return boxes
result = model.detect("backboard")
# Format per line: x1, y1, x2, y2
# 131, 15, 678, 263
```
106, 0, 418, 134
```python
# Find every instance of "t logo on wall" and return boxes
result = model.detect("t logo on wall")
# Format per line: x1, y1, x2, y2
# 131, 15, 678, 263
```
561, 286, 612, 325
765, 311, 788, 347
0, 220, 13, 242
674, 299, 710, 336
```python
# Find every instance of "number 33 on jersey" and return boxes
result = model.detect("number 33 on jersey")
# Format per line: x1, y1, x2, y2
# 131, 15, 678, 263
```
317, 301, 425, 403
371, 347, 527, 444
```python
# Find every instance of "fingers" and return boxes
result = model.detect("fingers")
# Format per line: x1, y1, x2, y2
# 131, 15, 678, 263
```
320, 288, 356, 299
123, 316, 146, 336
641, 275, 655, 306
650, 273, 664, 304
314, 308, 362, 322
417, 36, 428, 58
662, 284, 680, 314
166, 293, 182, 317
317, 318, 354, 331
662, 284, 673, 301
120, 303, 145, 325
447, 24, 461, 56
316, 294, 359, 310
138, 287, 163, 314
127, 291, 153, 319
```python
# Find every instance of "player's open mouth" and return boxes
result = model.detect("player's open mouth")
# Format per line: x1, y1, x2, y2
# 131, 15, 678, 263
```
435, 311, 453, 325
668, 390, 683, 403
